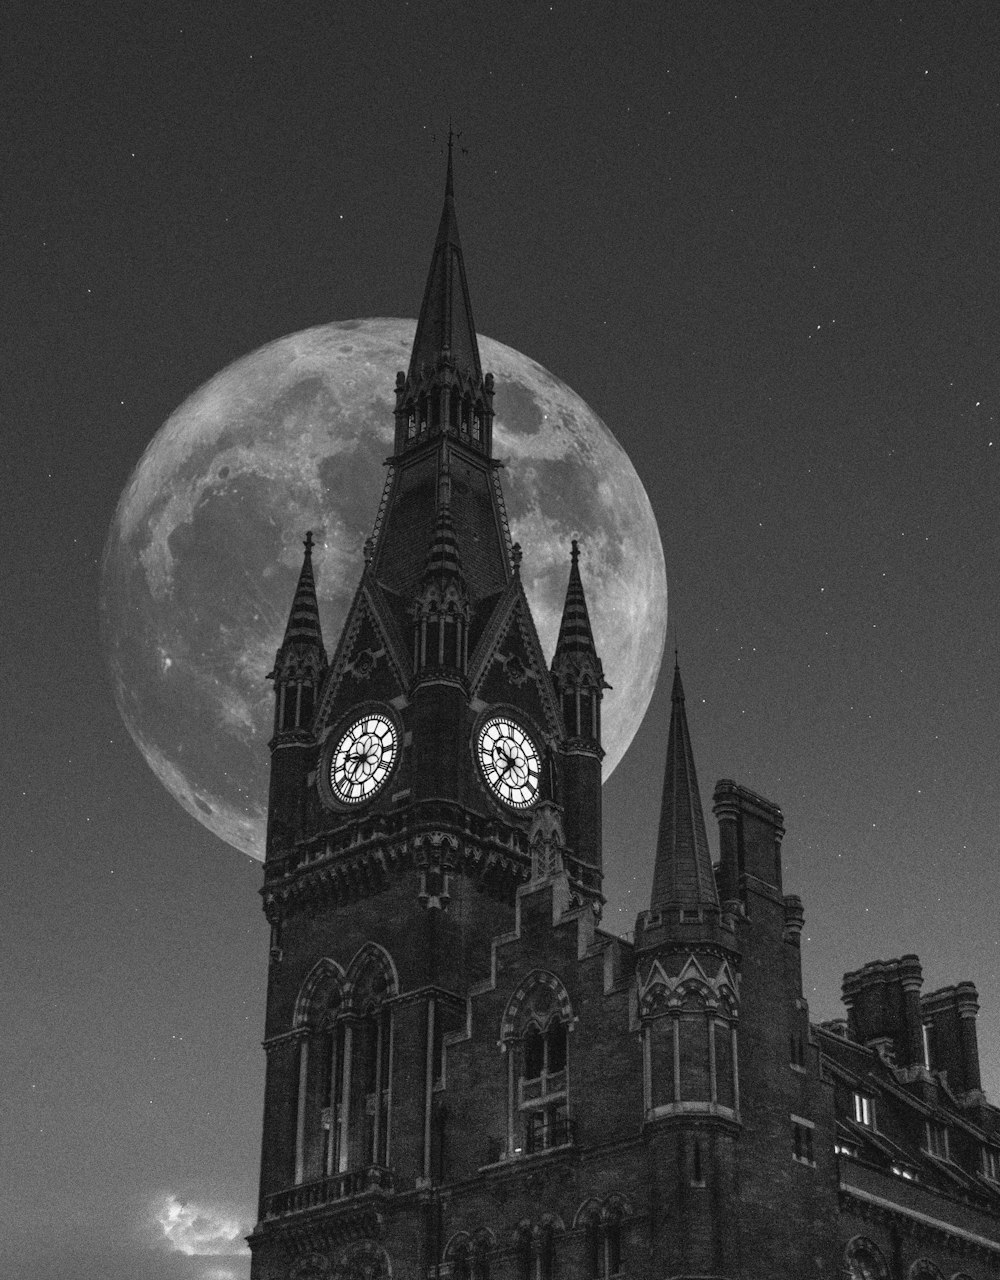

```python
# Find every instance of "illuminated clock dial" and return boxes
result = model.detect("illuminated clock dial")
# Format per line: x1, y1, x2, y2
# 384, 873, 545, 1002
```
330, 712, 398, 805
477, 715, 540, 808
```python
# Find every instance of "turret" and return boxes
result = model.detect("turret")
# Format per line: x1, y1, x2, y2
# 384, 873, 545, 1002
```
634, 662, 741, 1280
551, 539, 607, 875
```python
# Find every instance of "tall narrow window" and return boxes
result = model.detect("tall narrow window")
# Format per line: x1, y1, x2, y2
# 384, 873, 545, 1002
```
792, 1116, 816, 1166
516, 1228, 532, 1280
605, 1213, 622, 1277
501, 974, 574, 1159
924, 1121, 949, 1160
520, 1020, 569, 1152
538, 1225, 555, 1280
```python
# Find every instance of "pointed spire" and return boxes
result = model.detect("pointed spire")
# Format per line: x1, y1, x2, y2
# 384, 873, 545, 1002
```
553, 539, 599, 667
407, 142, 483, 384
281, 531, 325, 648
649, 661, 718, 911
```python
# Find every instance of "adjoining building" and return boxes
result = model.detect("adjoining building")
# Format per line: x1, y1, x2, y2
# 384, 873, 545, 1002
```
247, 155, 1000, 1280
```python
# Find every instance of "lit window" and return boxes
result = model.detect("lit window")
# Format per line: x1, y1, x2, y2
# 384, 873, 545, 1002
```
835, 1140, 859, 1158
924, 1121, 949, 1160
983, 1146, 1000, 1181
792, 1116, 816, 1166
891, 1163, 917, 1181
852, 1092, 875, 1127
921, 1022, 934, 1070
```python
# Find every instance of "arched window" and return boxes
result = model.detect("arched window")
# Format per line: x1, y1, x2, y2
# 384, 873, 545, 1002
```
292, 946, 397, 1187
343, 944, 397, 1171
845, 1236, 890, 1280
292, 958, 345, 1185
578, 1199, 626, 1279
909, 1263, 944, 1280
501, 972, 574, 1158
447, 1235, 471, 1280
471, 1229, 492, 1280
603, 1203, 623, 1277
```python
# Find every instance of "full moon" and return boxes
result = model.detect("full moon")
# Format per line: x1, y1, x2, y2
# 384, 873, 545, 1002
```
100, 319, 668, 859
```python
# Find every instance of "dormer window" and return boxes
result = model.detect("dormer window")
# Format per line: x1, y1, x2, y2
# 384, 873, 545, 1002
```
982, 1146, 1000, 1181
852, 1092, 875, 1128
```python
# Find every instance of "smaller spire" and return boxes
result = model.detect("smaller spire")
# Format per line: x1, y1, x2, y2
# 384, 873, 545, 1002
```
649, 662, 718, 912
551, 540, 608, 746
281, 532, 325, 649
552, 539, 600, 667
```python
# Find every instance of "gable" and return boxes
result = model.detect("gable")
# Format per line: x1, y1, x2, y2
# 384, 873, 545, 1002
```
469, 581, 563, 740
314, 578, 411, 734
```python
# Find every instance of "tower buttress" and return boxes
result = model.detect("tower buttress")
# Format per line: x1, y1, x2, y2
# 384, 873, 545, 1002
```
265, 533, 327, 859
550, 539, 608, 876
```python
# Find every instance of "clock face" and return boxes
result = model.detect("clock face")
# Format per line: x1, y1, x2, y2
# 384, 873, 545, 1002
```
329, 712, 398, 805
477, 715, 541, 809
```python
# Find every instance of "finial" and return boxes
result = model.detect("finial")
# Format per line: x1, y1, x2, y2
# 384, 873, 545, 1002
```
570, 538, 580, 565
512, 542, 523, 573
446, 121, 455, 198
304, 531, 314, 555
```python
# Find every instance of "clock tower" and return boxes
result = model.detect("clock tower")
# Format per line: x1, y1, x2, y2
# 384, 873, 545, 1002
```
249, 149, 606, 1279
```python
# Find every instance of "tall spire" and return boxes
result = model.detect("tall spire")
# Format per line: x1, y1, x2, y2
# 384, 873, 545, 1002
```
649, 661, 718, 911
407, 137, 483, 385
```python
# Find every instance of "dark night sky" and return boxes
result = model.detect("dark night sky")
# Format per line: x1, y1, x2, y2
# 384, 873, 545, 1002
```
3, 3, 998, 1276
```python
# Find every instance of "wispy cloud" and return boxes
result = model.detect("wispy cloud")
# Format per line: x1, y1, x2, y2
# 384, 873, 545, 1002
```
154, 1194, 251, 1258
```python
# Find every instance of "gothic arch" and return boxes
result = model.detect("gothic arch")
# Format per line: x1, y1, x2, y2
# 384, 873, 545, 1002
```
444, 1230, 472, 1260
334, 1240, 392, 1280
500, 969, 574, 1042
344, 941, 399, 1014
845, 1236, 890, 1280
600, 1192, 630, 1221
293, 957, 346, 1029
909, 1263, 945, 1280
573, 1197, 603, 1229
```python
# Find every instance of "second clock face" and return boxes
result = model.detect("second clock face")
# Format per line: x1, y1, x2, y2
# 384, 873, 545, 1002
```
330, 712, 398, 805
477, 715, 541, 809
